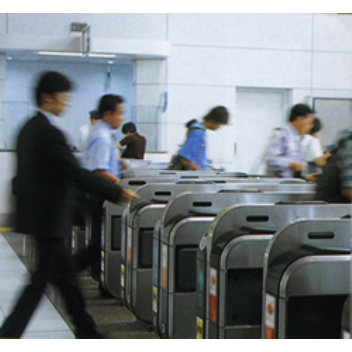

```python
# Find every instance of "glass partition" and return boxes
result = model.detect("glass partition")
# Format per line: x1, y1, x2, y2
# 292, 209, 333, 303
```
132, 104, 164, 152
0, 101, 29, 150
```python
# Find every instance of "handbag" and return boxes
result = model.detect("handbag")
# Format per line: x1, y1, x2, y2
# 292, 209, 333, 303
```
168, 155, 187, 170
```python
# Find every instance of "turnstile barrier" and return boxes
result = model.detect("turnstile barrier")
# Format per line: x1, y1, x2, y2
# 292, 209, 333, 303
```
202, 203, 350, 339
155, 190, 316, 338
122, 182, 314, 323
263, 218, 351, 339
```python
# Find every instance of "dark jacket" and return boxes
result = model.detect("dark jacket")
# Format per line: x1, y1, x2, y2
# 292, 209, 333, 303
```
120, 133, 146, 159
15, 112, 123, 238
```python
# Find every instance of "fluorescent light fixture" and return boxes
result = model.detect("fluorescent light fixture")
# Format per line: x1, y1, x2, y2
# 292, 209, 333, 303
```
38, 51, 84, 57
87, 53, 117, 58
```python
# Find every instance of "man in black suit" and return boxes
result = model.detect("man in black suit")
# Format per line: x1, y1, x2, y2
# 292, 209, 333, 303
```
0, 71, 136, 339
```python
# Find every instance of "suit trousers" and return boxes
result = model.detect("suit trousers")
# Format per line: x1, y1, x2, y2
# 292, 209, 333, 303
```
74, 194, 104, 282
0, 236, 97, 338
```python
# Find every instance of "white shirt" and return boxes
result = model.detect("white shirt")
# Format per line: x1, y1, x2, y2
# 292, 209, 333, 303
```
300, 134, 324, 174
77, 123, 92, 151
300, 134, 323, 162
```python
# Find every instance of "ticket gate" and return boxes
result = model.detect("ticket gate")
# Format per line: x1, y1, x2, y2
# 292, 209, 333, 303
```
341, 297, 350, 339
121, 169, 248, 178
113, 177, 307, 295
121, 181, 239, 322
263, 218, 351, 339
101, 176, 190, 297
155, 189, 315, 338
121, 181, 312, 323
101, 175, 218, 297
100, 173, 239, 294
202, 203, 351, 339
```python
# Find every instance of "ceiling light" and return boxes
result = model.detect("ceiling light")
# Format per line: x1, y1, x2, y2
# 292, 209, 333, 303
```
38, 51, 84, 57
87, 53, 117, 58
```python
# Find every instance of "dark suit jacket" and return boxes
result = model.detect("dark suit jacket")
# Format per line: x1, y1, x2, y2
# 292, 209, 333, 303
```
15, 112, 123, 238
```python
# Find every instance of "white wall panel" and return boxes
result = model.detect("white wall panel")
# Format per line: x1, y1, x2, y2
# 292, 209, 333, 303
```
7, 13, 167, 40
136, 85, 163, 106
314, 14, 352, 53
168, 13, 312, 50
168, 46, 312, 88
135, 60, 167, 85
313, 52, 352, 90
0, 14, 6, 34
165, 85, 235, 124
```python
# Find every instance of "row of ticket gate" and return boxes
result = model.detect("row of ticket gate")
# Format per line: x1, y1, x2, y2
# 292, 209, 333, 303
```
72, 163, 351, 339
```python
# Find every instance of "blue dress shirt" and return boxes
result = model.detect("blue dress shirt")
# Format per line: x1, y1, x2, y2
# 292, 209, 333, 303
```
81, 120, 120, 178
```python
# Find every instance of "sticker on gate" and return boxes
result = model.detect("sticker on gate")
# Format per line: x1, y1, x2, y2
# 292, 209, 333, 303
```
152, 285, 158, 313
209, 267, 217, 322
101, 250, 105, 272
196, 317, 203, 339
161, 244, 168, 290
127, 228, 132, 266
265, 294, 276, 339
120, 264, 125, 287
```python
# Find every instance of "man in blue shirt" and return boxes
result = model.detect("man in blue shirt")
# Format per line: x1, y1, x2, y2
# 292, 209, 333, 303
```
82, 95, 123, 182
176, 106, 229, 170
266, 103, 314, 178
79, 95, 127, 290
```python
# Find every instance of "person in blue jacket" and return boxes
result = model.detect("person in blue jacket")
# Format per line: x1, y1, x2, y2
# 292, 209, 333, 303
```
176, 106, 229, 170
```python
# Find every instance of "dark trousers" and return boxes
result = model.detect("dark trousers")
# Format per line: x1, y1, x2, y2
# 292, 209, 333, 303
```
74, 194, 104, 282
0, 236, 97, 338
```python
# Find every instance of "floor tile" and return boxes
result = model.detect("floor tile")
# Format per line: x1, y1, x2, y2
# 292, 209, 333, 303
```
0, 233, 74, 339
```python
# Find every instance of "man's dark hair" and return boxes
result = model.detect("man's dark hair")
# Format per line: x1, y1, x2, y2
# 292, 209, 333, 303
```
98, 94, 124, 119
309, 117, 322, 135
289, 103, 314, 122
35, 71, 72, 107
203, 106, 229, 125
122, 122, 137, 134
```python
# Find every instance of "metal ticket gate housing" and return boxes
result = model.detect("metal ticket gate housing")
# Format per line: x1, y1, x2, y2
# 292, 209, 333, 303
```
263, 218, 351, 339
121, 182, 262, 322
101, 173, 249, 297
203, 203, 351, 339
101, 176, 198, 298
155, 188, 315, 338
153, 184, 315, 337
121, 182, 312, 323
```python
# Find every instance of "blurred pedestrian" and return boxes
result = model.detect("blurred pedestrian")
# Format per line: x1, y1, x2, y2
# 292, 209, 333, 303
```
79, 95, 126, 293
0, 72, 136, 339
169, 106, 229, 170
266, 103, 314, 178
316, 130, 352, 203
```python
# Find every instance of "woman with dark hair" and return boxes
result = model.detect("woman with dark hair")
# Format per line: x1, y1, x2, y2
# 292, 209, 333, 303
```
169, 106, 229, 170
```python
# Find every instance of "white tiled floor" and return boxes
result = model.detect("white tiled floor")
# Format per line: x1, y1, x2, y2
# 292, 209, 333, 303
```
0, 232, 74, 339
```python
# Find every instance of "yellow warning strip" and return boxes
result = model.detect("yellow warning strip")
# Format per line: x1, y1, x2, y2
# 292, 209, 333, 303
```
0, 228, 14, 232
